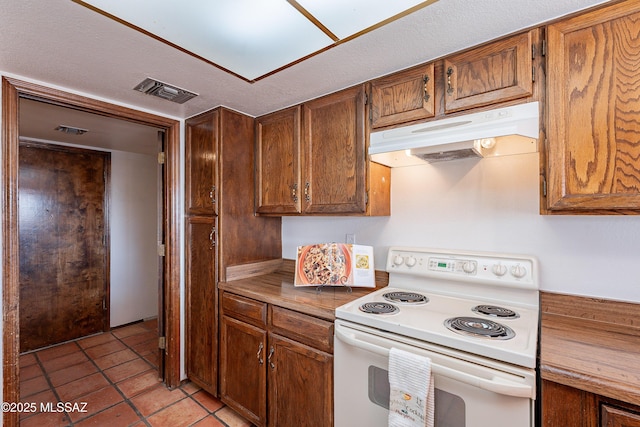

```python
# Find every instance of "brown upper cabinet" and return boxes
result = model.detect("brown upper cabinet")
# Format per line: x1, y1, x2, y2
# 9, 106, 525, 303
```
545, 0, 640, 213
186, 109, 218, 216
370, 63, 435, 129
444, 30, 536, 113
367, 30, 539, 131
255, 84, 390, 216
255, 106, 301, 215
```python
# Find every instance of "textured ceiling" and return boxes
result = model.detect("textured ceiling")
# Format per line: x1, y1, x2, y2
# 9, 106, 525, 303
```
1, 0, 608, 120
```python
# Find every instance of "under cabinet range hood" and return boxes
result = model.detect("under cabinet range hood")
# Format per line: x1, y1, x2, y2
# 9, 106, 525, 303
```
369, 102, 539, 167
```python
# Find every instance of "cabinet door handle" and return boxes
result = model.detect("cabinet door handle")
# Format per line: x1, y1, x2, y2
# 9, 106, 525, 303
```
209, 226, 216, 249
257, 342, 264, 365
267, 346, 275, 370
304, 182, 310, 203
209, 185, 216, 205
423, 75, 431, 102
446, 67, 454, 95
291, 183, 298, 202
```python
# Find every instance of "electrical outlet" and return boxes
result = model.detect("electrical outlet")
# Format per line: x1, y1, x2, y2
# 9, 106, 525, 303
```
345, 233, 356, 244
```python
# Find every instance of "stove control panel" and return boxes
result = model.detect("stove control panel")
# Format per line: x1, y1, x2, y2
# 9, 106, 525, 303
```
386, 247, 537, 289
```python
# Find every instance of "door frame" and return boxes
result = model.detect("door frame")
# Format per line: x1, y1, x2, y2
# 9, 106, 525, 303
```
1, 77, 182, 425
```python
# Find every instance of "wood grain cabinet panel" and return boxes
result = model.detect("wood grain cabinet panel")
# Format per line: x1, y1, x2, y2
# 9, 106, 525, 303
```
267, 333, 333, 427
545, 0, 640, 212
444, 30, 535, 113
542, 380, 640, 427
255, 106, 301, 214
219, 315, 268, 426
302, 85, 368, 214
185, 110, 218, 215
219, 291, 334, 427
370, 63, 435, 129
602, 404, 640, 427
221, 292, 267, 328
185, 216, 217, 393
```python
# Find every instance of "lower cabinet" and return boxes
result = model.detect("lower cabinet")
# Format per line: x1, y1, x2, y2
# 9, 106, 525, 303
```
219, 291, 333, 427
542, 380, 640, 427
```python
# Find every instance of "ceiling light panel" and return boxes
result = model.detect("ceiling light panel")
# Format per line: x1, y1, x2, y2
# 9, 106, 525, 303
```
297, 0, 430, 39
79, 0, 332, 80
77, 0, 437, 81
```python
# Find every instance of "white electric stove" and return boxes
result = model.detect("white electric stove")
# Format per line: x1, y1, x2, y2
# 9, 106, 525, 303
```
334, 246, 540, 427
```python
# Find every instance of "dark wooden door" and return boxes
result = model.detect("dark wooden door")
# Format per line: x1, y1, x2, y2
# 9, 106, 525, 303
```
19, 143, 109, 352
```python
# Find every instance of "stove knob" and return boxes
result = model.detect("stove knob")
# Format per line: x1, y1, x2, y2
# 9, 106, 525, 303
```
393, 255, 404, 266
511, 264, 527, 278
405, 256, 417, 267
462, 261, 476, 274
492, 264, 508, 277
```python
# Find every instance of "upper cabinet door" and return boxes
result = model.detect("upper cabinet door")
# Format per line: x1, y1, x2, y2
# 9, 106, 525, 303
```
255, 106, 301, 214
185, 110, 219, 215
370, 63, 435, 129
546, 1, 640, 212
302, 85, 367, 214
444, 30, 535, 113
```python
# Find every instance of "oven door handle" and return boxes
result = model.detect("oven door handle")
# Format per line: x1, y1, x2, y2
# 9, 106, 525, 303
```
335, 326, 534, 399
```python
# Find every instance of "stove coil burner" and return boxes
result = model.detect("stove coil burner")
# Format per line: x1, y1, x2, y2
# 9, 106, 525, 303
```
359, 302, 400, 315
383, 292, 429, 305
472, 304, 519, 319
444, 316, 515, 340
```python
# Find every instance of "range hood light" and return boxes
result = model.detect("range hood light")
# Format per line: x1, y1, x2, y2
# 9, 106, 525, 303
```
477, 137, 496, 149
369, 102, 539, 167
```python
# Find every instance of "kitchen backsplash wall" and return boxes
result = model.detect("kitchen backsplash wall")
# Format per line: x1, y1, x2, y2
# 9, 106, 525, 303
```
282, 153, 640, 303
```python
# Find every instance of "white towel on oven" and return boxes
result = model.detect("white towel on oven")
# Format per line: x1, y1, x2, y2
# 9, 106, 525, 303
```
388, 347, 435, 427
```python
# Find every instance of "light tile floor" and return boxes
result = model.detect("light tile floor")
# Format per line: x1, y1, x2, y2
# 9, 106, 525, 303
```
19, 319, 252, 427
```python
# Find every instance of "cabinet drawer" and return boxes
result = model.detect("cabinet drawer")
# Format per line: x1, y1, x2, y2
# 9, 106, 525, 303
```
221, 292, 267, 328
270, 306, 333, 353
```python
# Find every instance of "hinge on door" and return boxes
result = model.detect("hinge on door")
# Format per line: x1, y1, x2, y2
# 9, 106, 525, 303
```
158, 336, 166, 350
532, 66, 536, 83
158, 244, 166, 257
369, 98, 373, 123
541, 39, 547, 57
103, 298, 106, 311
158, 152, 165, 164
542, 175, 547, 197
532, 44, 536, 60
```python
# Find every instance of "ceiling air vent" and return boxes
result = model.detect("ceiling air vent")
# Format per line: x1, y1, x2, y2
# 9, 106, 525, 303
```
55, 125, 88, 135
133, 78, 198, 104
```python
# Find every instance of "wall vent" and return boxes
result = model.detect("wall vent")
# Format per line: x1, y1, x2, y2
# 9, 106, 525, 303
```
133, 78, 198, 104
55, 125, 88, 135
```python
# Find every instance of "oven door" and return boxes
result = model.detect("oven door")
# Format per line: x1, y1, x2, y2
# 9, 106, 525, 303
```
334, 319, 535, 427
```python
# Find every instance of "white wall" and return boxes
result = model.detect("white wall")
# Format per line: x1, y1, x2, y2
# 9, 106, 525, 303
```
109, 150, 159, 326
282, 153, 640, 304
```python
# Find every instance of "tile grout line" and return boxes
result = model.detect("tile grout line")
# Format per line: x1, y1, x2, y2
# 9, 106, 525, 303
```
77, 330, 153, 426
21, 321, 244, 427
